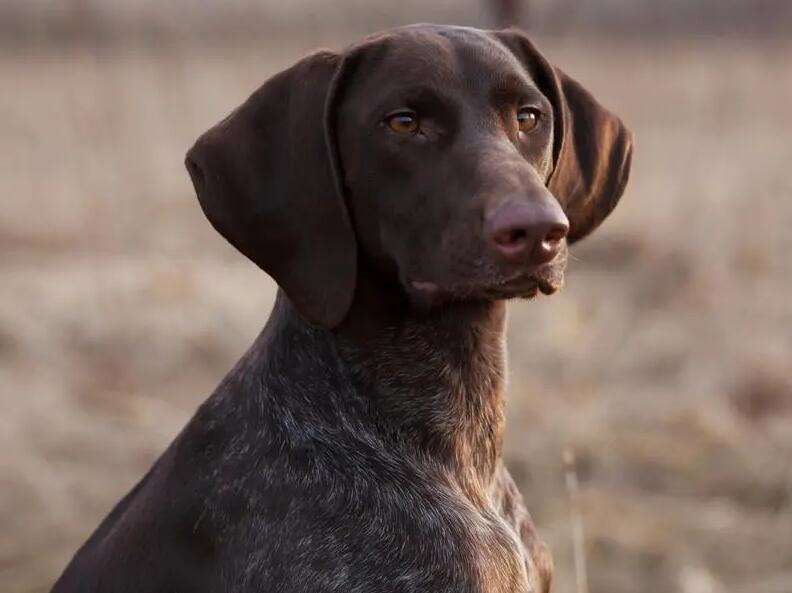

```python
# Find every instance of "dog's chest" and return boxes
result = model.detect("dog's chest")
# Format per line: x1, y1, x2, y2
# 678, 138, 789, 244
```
461, 504, 535, 593
367, 492, 536, 593
229, 473, 537, 593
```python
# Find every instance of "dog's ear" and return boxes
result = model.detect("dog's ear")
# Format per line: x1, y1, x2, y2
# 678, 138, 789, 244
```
185, 50, 356, 328
491, 30, 634, 243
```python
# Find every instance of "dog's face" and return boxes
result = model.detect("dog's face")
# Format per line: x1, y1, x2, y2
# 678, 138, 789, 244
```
186, 25, 633, 327
335, 26, 565, 307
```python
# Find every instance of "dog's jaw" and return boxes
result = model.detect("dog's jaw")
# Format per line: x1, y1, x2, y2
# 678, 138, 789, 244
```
406, 242, 568, 307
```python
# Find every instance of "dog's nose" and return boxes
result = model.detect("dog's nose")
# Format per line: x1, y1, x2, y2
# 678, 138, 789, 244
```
486, 199, 569, 265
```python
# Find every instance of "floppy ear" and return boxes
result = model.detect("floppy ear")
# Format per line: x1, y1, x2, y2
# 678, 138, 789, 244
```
185, 50, 356, 328
491, 30, 634, 243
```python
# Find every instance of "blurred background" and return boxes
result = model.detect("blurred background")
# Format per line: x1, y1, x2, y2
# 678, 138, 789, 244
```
2, 1, 792, 592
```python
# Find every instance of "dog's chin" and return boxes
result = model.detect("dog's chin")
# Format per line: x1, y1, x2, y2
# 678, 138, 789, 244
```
408, 262, 566, 310
479, 263, 566, 301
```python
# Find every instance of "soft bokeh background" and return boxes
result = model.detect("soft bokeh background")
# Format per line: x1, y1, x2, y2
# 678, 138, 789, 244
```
2, 2, 792, 592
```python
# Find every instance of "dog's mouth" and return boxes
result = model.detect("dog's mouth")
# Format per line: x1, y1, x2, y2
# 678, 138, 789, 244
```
409, 257, 567, 308
481, 268, 564, 299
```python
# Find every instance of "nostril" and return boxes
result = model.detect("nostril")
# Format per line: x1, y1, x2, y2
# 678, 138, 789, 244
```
542, 224, 568, 247
494, 227, 528, 248
530, 222, 569, 265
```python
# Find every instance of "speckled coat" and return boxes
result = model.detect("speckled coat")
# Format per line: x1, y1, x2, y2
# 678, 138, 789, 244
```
51, 24, 632, 593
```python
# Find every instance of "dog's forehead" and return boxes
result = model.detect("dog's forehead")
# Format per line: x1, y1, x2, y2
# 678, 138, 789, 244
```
352, 25, 535, 92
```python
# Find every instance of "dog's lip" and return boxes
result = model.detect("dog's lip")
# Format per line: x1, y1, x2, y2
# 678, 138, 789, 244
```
484, 267, 563, 295
485, 274, 543, 298
409, 269, 561, 301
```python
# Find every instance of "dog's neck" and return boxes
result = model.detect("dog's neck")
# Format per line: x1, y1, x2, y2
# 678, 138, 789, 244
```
333, 276, 509, 495
258, 283, 508, 494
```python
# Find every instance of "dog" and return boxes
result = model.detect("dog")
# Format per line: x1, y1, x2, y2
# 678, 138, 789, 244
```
51, 24, 632, 593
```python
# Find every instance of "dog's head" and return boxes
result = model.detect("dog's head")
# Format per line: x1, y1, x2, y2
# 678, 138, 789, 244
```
186, 25, 633, 328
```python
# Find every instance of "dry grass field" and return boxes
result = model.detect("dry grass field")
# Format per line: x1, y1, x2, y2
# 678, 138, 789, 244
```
1, 32, 791, 593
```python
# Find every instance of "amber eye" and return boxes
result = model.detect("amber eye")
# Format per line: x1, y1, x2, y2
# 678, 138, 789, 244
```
517, 107, 541, 133
386, 111, 419, 135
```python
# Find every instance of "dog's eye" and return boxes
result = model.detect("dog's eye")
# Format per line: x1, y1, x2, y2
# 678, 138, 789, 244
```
517, 107, 541, 133
386, 111, 419, 135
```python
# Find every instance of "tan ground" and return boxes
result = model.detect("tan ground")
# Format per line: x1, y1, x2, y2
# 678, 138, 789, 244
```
1, 36, 791, 593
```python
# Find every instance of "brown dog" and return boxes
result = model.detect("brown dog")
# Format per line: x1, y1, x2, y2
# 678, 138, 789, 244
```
52, 25, 632, 593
